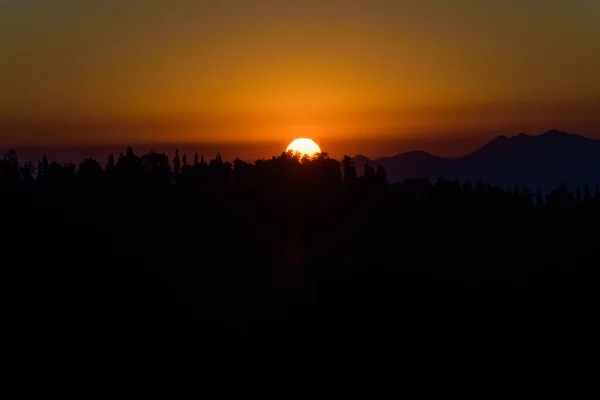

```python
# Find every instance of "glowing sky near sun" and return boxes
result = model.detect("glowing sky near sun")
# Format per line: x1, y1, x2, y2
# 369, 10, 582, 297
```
1, 0, 599, 152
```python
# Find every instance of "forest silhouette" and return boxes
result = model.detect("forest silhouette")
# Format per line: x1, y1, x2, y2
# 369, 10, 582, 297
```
1, 147, 599, 395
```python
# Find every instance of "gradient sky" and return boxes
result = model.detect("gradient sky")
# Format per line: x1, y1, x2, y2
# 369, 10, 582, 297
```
1, 0, 599, 158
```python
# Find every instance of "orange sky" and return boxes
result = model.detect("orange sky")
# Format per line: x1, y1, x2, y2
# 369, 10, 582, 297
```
1, 0, 599, 158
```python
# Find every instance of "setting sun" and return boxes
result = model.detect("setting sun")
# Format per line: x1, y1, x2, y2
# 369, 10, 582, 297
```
286, 138, 322, 158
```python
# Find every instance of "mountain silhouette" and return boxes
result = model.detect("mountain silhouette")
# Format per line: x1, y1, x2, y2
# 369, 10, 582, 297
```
353, 130, 600, 191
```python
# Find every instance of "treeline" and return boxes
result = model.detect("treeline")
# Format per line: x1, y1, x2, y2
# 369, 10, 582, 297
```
0, 146, 597, 210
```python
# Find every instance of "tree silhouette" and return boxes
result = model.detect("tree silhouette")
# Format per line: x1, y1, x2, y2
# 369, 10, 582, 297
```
342, 155, 358, 191
106, 153, 115, 171
584, 184, 592, 205
173, 149, 181, 175
79, 158, 103, 177
42, 154, 49, 176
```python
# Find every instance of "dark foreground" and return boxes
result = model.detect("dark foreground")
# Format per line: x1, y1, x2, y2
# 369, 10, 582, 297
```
1, 150, 599, 396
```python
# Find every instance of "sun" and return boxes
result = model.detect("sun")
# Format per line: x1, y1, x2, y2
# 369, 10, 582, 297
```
286, 138, 321, 159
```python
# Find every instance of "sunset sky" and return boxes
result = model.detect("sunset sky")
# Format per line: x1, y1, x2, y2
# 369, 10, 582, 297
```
1, 0, 599, 159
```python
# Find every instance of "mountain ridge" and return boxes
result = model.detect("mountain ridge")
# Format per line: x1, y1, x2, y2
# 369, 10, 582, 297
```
351, 130, 600, 191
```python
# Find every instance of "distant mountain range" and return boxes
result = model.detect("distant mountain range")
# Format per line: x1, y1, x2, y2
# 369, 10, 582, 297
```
352, 130, 600, 191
